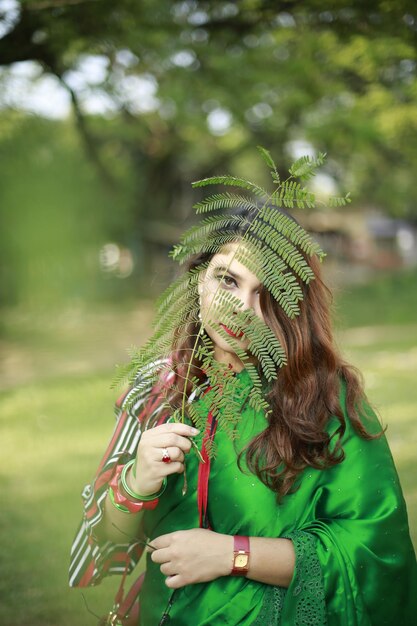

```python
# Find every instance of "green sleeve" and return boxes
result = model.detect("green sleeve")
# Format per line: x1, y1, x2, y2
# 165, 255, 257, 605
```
297, 393, 417, 625
253, 531, 326, 626
280, 530, 327, 625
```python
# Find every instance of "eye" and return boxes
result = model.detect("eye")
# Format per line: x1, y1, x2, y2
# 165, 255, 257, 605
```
215, 274, 236, 288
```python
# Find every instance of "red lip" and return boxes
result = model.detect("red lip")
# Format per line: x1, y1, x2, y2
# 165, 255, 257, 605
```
219, 323, 244, 339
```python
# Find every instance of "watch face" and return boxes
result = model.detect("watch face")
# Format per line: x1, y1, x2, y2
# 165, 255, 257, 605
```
235, 554, 249, 568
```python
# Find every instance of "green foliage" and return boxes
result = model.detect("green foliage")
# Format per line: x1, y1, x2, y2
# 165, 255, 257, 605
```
328, 193, 352, 208
192, 175, 268, 198
193, 194, 259, 215
289, 153, 326, 181
258, 206, 325, 259
117, 148, 334, 457
2, 0, 417, 315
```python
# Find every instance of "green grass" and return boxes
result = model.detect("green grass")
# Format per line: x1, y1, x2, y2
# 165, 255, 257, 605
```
0, 374, 123, 625
0, 271, 416, 625
337, 325, 417, 542
334, 266, 417, 329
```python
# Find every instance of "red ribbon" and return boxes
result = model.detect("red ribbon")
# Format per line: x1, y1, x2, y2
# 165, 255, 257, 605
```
197, 406, 217, 529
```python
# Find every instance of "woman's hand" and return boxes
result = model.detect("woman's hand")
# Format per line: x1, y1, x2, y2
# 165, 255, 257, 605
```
149, 528, 232, 589
128, 423, 199, 496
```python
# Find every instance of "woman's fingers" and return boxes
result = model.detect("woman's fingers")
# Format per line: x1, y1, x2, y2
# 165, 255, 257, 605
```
147, 422, 199, 439
165, 575, 183, 589
148, 433, 193, 453
140, 423, 200, 453
160, 562, 177, 576
131, 423, 199, 494
150, 546, 171, 564
160, 461, 185, 476
154, 446, 185, 464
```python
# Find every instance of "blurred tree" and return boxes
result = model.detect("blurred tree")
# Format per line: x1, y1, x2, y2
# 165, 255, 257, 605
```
1, 1, 416, 211
1, 0, 417, 306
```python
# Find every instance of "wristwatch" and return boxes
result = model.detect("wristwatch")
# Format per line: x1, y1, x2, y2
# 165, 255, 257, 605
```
231, 535, 250, 576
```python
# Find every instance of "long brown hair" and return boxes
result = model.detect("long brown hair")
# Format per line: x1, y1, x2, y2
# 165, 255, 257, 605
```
169, 211, 380, 498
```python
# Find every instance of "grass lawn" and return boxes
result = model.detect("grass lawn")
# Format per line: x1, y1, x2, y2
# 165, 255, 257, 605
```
0, 374, 122, 625
0, 271, 416, 625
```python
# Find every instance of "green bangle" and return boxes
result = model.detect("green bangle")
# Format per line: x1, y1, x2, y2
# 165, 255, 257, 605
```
108, 485, 130, 513
121, 459, 167, 501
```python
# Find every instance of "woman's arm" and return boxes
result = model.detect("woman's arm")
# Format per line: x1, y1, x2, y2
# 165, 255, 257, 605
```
69, 391, 199, 588
248, 535, 295, 587
149, 528, 295, 589
97, 494, 145, 544
98, 422, 200, 544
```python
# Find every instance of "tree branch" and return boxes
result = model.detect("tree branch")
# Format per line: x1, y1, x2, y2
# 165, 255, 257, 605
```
59, 76, 118, 191
25, 0, 98, 11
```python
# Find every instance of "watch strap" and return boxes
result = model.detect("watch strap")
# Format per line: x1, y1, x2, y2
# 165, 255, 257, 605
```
231, 535, 250, 576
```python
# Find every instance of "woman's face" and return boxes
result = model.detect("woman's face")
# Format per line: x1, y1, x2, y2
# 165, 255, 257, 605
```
198, 242, 265, 370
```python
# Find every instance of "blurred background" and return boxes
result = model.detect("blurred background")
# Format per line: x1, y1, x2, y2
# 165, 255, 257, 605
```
0, 1, 416, 624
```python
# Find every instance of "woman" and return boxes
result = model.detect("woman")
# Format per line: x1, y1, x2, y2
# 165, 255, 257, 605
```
69, 205, 417, 625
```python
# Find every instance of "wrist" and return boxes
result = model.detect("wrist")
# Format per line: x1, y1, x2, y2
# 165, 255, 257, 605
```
108, 462, 166, 514
125, 460, 163, 498
219, 534, 235, 577
124, 468, 156, 500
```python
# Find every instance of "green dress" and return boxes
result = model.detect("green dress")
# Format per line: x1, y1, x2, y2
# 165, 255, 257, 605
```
139, 369, 417, 625
69, 368, 417, 625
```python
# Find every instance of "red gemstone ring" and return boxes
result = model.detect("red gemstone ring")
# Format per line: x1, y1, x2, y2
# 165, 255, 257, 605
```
161, 448, 172, 464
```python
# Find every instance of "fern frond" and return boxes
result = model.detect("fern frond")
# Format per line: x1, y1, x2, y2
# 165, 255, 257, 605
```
155, 270, 200, 321
193, 192, 261, 214
171, 232, 241, 264
116, 146, 342, 465
235, 247, 303, 318
272, 182, 316, 209
257, 145, 280, 185
221, 309, 287, 379
112, 358, 139, 390
172, 214, 250, 250
259, 207, 325, 259
247, 222, 316, 282
328, 192, 351, 208
248, 386, 271, 414
289, 152, 326, 182
192, 175, 268, 198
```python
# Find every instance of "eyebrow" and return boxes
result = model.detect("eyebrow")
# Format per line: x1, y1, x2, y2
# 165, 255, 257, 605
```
213, 265, 240, 280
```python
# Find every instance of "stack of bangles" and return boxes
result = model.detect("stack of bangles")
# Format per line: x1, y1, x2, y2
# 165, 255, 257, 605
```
108, 459, 167, 514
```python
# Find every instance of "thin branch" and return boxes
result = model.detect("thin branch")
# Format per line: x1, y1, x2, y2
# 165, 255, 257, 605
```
59, 76, 118, 191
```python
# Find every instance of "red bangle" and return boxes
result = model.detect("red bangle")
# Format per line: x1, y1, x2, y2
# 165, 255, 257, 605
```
109, 465, 159, 514
231, 535, 250, 576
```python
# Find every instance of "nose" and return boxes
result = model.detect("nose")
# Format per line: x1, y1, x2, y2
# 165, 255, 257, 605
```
237, 291, 256, 312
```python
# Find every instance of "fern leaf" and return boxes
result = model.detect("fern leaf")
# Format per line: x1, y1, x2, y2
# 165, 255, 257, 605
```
116, 146, 341, 460
247, 222, 316, 282
328, 192, 351, 208
191, 175, 268, 198
256, 145, 280, 185
171, 232, 241, 264
193, 192, 260, 214
173, 214, 250, 248
272, 182, 316, 210
259, 207, 324, 259
289, 152, 326, 182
